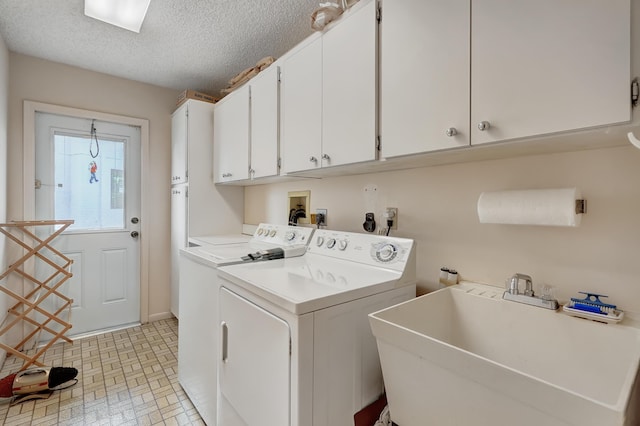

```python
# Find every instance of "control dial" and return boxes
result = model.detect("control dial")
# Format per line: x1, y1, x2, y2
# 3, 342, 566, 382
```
316, 236, 325, 247
285, 231, 296, 241
337, 240, 348, 251
269, 229, 277, 237
326, 238, 337, 249
376, 243, 398, 262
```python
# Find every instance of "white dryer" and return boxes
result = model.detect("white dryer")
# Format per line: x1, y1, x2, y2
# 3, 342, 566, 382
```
216, 229, 416, 426
178, 224, 314, 426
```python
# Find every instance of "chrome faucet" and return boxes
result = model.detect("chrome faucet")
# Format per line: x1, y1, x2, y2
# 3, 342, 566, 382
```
503, 273, 559, 310
508, 273, 534, 297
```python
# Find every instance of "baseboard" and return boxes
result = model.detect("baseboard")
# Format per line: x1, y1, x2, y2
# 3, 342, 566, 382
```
148, 311, 175, 322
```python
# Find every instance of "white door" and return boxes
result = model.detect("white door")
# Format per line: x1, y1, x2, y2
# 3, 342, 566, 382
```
34, 112, 141, 337
281, 36, 323, 174
213, 85, 250, 183
218, 287, 290, 426
250, 65, 280, 179
380, 0, 470, 157
322, 0, 377, 167
471, 0, 630, 145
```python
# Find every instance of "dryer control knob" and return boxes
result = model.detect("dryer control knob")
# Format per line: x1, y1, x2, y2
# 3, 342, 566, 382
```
316, 236, 325, 247
269, 229, 277, 237
338, 240, 348, 251
376, 243, 398, 262
257, 228, 264, 236
326, 238, 337, 249
285, 231, 296, 241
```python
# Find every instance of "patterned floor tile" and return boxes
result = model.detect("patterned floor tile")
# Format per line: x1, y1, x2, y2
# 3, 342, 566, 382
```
0, 319, 203, 425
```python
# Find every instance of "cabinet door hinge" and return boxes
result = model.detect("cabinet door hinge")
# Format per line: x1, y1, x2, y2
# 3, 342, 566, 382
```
376, 4, 381, 22
376, 136, 381, 151
632, 77, 639, 108
185, 108, 188, 117
289, 338, 292, 356
277, 157, 282, 170
185, 187, 189, 198
278, 68, 282, 83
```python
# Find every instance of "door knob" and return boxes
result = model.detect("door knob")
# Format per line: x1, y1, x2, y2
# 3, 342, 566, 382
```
130, 231, 139, 238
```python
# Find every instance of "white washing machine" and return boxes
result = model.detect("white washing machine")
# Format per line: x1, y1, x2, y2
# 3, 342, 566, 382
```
216, 229, 417, 426
178, 224, 314, 426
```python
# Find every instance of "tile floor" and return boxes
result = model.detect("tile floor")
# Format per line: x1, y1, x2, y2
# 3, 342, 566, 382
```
0, 318, 203, 425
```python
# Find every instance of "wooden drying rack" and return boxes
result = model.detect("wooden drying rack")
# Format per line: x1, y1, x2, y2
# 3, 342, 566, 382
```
0, 220, 74, 370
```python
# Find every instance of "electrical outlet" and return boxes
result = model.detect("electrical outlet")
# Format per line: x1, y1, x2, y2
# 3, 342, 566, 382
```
384, 207, 398, 230
316, 209, 327, 226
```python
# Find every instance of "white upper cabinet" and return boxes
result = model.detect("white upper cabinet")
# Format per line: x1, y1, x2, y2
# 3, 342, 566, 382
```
281, 0, 378, 174
171, 103, 188, 184
214, 85, 250, 183
380, 0, 470, 158
471, 0, 631, 145
322, 0, 378, 167
281, 36, 323, 174
249, 65, 280, 179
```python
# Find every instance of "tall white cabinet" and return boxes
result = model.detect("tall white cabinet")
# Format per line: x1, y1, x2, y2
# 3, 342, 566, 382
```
171, 99, 244, 317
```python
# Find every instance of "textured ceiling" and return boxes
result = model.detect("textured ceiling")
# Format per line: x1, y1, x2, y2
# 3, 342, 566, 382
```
0, 0, 321, 95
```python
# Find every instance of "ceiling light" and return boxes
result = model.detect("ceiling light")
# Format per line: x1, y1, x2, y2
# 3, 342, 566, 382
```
84, 0, 151, 33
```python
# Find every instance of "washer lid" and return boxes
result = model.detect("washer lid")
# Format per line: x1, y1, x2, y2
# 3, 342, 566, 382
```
218, 254, 411, 315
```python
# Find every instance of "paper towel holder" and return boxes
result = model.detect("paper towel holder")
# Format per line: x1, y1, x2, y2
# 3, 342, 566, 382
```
477, 188, 586, 227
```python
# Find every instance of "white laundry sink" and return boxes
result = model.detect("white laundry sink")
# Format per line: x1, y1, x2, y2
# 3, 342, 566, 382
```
369, 282, 640, 426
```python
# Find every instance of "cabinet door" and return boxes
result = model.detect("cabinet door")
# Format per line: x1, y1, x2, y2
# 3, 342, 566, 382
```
471, 0, 631, 145
380, 0, 470, 157
171, 103, 188, 184
322, 0, 378, 167
281, 37, 323, 174
250, 65, 280, 179
213, 85, 250, 182
170, 185, 187, 318
218, 287, 290, 426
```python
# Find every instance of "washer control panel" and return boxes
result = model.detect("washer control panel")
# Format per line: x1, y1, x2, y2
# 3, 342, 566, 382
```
252, 223, 314, 246
309, 230, 414, 270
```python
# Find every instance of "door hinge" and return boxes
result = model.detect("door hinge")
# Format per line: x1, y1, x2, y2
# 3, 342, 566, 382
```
278, 68, 282, 83
185, 187, 189, 198
376, 4, 381, 22
289, 338, 292, 356
277, 157, 282, 170
35, 179, 41, 189
376, 136, 381, 151
185, 108, 189, 117
632, 77, 639, 108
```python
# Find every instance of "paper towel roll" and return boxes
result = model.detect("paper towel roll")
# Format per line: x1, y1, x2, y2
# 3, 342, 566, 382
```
477, 188, 583, 227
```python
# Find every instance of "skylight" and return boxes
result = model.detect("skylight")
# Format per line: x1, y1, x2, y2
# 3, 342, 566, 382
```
84, 0, 151, 33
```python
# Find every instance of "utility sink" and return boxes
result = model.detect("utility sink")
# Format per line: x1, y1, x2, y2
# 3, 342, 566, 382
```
369, 282, 640, 426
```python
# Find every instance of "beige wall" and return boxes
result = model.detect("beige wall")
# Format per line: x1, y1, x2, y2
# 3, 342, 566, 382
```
8, 53, 179, 321
0, 33, 9, 366
245, 145, 640, 313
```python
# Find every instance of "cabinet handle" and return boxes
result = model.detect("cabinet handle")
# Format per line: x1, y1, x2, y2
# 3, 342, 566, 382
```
221, 321, 228, 362
309, 156, 318, 163
446, 127, 458, 137
321, 154, 330, 161
478, 121, 491, 131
